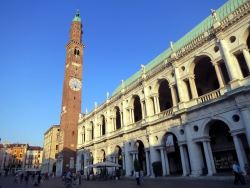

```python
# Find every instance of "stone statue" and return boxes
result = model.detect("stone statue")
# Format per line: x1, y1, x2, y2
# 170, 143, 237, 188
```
94, 102, 97, 108
141, 64, 145, 74
121, 80, 124, 88
86, 109, 88, 114
106, 92, 109, 99
170, 41, 174, 52
211, 9, 217, 21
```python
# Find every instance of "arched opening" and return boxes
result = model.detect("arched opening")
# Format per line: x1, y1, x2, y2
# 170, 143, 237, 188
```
136, 140, 146, 174
100, 115, 106, 136
82, 126, 85, 143
164, 133, 186, 174
133, 95, 142, 122
194, 56, 220, 96
158, 80, 172, 112
115, 146, 122, 169
208, 120, 244, 172
90, 122, 94, 140
52, 162, 56, 173
115, 107, 121, 130
100, 150, 106, 162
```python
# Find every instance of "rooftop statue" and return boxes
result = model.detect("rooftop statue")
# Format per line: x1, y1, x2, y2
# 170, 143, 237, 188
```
211, 9, 217, 21
106, 92, 109, 99
141, 64, 145, 74
170, 41, 174, 52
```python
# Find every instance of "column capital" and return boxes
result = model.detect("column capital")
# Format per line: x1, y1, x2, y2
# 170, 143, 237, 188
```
230, 128, 245, 136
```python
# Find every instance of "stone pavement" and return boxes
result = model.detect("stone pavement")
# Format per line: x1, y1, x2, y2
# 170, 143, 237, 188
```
0, 175, 249, 188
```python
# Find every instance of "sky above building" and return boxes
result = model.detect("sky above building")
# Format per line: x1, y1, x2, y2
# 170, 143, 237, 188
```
0, 0, 228, 147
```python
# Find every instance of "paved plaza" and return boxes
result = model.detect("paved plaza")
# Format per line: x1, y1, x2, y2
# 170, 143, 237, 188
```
0, 175, 249, 188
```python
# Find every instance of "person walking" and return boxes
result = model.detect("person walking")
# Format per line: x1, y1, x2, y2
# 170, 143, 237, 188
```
236, 162, 245, 184
233, 161, 244, 185
20, 173, 24, 183
44, 172, 49, 180
25, 173, 29, 185
37, 174, 42, 186
13, 173, 19, 184
134, 171, 140, 185
139, 168, 144, 185
76, 171, 81, 185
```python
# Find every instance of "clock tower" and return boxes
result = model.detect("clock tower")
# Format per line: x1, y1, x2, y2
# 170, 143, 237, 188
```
58, 9, 85, 171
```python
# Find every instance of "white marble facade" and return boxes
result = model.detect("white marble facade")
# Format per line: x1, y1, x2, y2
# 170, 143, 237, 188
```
76, 1, 250, 177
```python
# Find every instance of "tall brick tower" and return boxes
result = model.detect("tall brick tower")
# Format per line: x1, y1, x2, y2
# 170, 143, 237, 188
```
58, 9, 85, 171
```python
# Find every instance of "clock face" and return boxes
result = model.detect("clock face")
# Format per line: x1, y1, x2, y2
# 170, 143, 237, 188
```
69, 78, 82, 91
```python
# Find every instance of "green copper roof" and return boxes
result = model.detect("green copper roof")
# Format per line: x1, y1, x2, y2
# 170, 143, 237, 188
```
112, 0, 247, 96
72, 8, 81, 23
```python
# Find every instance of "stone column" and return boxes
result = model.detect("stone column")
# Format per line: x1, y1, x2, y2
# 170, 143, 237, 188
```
232, 135, 246, 174
184, 124, 202, 177
124, 142, 132, 176
213, 62, 225, 88
141, 101, 145, 119
188, 77, 198, 98
207, 142, 216, 174
120, 112, 123, 127
132, 153, 135, 171
148, 135, 157, 178
145, 150, 150, 176
173, 63, 185, 102
183, 146, 190, 174
242, 48, 250, 72
159, 148, 167, 176
114, 118, 117, 130
156, 96, 160, 113
163, 149, 170, 175
239, 107, 250, 147
122, 155, 125, 170
170, 85, 178, 106
219, 39, 241, 81
202, 141, 213, 176
153, 96, 158, 114
179, 145, 187, 176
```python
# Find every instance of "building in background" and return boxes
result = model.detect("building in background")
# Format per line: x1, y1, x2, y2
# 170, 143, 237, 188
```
41, 125, 60, 174
25, 146, 43, 172
0, 141, 43, 174
76, 0, 250, 178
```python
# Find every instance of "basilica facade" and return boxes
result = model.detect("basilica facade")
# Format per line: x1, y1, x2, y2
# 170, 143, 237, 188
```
75, 0, 250, 177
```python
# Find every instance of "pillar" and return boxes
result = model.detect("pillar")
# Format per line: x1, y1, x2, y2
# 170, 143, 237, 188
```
163, 149, 170, 175
239, 107, 250, 147
213, 62, 225, 88
179, 145, 187, 176
207, 142, 216, 174
160, 148, 166, 176
145, 151, 150, 176
219, 39, 241, 80
202, 141, 213, 176
170, 86, 178, 106
242, 48, 250, 72
188, 77, 198, 98
232, 135, 246, 174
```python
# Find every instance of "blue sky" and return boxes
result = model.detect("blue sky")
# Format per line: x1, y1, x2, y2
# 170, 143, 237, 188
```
0, 0, 228, 147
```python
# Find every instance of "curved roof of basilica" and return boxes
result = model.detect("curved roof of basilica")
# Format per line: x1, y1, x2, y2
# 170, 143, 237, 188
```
112, 0, 247, 96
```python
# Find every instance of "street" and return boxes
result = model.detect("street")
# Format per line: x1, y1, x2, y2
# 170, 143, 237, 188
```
0, 175, 249, 188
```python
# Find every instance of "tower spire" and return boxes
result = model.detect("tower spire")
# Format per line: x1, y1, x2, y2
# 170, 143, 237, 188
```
72, 8, 81, 23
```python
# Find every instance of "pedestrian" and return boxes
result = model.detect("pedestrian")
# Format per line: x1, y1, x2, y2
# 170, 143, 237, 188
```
32, 172, 35, 182
134, 171, 140, 185
25, 173, 29, 185
44, 172, 49, 180
76, 171, 81, 185
52, 172, 55, 178
139, 168, 144, 185
13, 173, 19, 184
232, 161, 244, 185
20, 172, 24, 183
244, 164, 250, 177
236, 162, 245, 184
37, 174, 42, 186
